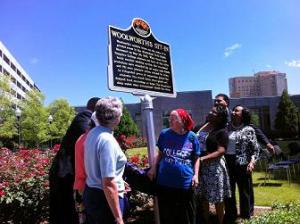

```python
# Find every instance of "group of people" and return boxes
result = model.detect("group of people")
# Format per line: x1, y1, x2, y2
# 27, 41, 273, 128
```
49, 94, 274, 224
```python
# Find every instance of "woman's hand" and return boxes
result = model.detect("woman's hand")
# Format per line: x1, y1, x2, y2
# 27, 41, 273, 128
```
247, 161, 255, 173
124, 181, 131, 193
115, 217, 124, 224
192, 174, 199, 188
147, 167, 156, 181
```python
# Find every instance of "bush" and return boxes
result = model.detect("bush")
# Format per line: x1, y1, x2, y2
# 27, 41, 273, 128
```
0, 146, 58, 223
128, 154, 149, 168
244, 201, 300, 224
117, 135, 147, 150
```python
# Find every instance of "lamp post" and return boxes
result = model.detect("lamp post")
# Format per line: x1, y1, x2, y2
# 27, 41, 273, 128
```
297, 111, 300, 139
15, 107, 22, 148
48, 115, 53, 148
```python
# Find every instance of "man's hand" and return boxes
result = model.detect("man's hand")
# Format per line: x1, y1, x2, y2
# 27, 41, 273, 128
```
266, 143, 275, 154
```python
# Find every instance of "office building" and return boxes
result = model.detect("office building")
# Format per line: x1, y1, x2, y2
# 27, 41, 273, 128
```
0, 41, 40, 105
229, 71, 287, 97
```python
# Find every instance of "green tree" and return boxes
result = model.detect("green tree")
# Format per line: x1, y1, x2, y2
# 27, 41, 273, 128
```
251, 111, 260, 127
20, 90, 48, 147
0, 74, 18, 141
114, 103, 138, 137
275, 90, 298, 138
47, 99, 75, 142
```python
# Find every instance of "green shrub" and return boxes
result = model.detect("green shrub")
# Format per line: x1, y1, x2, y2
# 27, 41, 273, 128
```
244, 201, 300, 224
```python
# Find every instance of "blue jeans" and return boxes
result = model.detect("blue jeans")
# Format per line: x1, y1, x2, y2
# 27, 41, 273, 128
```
83, 186, 125, 224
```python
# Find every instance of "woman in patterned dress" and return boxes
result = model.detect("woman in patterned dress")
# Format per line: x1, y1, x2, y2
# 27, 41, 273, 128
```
198, 106, 231, 224
224, 105, 261, 222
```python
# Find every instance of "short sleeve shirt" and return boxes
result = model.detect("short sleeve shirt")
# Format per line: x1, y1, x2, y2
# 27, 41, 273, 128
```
156, 129, 201, 189
84, 126, 127, 196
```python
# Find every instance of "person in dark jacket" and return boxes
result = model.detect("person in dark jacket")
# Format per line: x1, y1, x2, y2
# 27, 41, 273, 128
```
214, 93, 274, 220
49, 97, 100, 224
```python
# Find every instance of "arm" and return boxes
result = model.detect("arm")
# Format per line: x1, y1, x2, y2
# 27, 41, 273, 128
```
147, 150, 162, 181
247, 127, 261, 173
251, 125, 274, 154
201, 130, 228, 163
201, 146, 225, 163
192, 157, 200, 187
99, 136, 124, 224
103, 178, 124, 224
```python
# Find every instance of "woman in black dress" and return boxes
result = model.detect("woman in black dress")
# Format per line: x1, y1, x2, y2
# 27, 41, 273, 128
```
197, 106, 231, 224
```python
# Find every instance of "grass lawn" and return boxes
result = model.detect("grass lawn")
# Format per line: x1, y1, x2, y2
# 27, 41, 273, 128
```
252, 172, 300, 206
125, 147, 148, 157
125, 147, 300, 206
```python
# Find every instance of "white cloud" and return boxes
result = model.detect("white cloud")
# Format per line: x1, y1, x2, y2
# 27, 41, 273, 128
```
266, 64, 272, 68
29, 57, 39, 64
224, 43, 242, 58
285, 60, 300, 68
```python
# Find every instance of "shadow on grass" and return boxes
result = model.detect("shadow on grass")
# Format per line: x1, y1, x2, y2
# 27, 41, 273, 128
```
253, 182, 282, 187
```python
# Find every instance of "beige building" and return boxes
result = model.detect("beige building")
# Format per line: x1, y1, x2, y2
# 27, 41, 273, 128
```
229, 71, 287, 97
0, 41, 40, 106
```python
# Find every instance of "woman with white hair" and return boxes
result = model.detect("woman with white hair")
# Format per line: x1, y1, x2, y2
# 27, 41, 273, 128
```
83, 97, 127, 224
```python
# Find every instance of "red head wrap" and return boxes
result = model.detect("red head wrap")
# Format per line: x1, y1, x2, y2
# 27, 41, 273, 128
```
175, 108, 194, 131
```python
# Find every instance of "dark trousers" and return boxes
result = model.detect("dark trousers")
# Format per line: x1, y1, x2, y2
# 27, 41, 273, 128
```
83, 186, 125, 224
157, 185, 196, 224
224, 155, 253, 223
49, 159, 78, 224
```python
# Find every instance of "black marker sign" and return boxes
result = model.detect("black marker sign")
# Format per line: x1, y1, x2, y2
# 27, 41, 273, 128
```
108, 18, 176, 97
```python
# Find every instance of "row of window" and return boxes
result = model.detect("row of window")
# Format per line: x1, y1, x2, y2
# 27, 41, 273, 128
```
1, 67, 30, 94
0, 49, 34, 89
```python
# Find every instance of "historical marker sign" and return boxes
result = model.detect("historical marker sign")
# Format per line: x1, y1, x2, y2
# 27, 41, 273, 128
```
108, 18, 176, 97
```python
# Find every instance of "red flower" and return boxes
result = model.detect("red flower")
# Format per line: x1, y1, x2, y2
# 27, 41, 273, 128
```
130, 155, 140, 164
0, 189, 5, 197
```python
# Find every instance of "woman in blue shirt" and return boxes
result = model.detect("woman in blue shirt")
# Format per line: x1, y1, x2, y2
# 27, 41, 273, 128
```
148, 108, 201, 224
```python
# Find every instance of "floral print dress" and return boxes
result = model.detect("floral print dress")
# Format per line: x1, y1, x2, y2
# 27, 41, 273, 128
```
198, 129, 231, 203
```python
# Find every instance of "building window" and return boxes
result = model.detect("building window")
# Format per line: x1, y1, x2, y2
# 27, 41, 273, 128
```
17, 81, 22, 88
3, 69, 10, 77
0, 64, 2, 73
10, 63, 16, 71
0, 49, 2, 57
21, 74, 26, 82
17, 93, 22, 99
3, 54, 10, 65
11, 76, 16, 84
17, 69, 22, 76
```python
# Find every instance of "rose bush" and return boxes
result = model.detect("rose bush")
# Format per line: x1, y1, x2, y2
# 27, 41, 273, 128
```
117, 135, 147, 150
0, 145, 59, 223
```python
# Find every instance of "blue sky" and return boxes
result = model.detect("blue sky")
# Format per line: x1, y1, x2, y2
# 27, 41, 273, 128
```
1, 0, 299, 106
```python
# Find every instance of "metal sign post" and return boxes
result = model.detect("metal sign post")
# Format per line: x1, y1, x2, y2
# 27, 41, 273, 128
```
140, 94, 160, 224
107, 18, 176, 224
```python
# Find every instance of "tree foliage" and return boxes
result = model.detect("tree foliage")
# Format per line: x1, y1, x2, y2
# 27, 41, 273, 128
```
275, 90, 298, 138
20, 90, 48, 147
114, 103, 139, 137
0, 74, 17, 140
251, 111, 260, 127
47, 99, 75, 142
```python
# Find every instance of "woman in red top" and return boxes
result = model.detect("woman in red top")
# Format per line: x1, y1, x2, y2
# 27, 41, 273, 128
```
73, 112, 99, 223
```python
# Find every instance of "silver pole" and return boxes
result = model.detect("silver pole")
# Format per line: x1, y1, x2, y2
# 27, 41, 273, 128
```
140, 94, 160, 224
